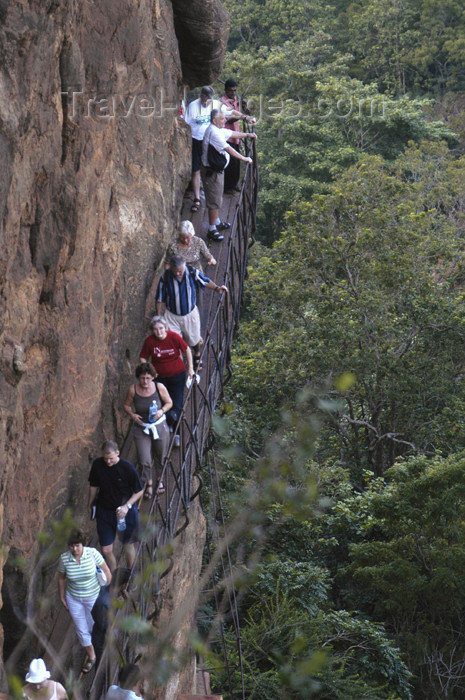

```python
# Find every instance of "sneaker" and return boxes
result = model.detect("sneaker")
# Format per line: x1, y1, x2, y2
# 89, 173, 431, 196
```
216, 221, 231, 231
207, 229, 224, 242
174, 434, 181, 448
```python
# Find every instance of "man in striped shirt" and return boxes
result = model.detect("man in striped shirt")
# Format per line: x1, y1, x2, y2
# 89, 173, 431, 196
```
156, 255, 227, 367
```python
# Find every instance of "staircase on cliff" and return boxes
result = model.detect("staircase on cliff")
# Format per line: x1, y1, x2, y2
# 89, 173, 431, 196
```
41, 142, 258, 699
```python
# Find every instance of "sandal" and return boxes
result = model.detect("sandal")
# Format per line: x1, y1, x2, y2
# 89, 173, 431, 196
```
191, 198, 201, 212
207, 228, 224, 242
144, 483, 153, 500
157, 481, 165, 495
82, 657, 96, 674
193, 355, 203, 372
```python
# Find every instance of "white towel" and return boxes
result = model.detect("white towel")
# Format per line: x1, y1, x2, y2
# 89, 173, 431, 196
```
186, 374, 200, 389
142, 413, 166, 440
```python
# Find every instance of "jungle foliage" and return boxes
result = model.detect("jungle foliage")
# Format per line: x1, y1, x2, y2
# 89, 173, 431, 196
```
222, 0, 464, 239
233, 149, 465, 475
212, 0, 465, 698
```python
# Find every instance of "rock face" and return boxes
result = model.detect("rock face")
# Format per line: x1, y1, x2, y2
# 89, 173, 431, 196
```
0, 0, 229, 690
171, 0, 230, 86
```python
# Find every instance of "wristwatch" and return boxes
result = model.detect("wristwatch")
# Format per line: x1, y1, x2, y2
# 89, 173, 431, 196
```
126, 502, 132, 509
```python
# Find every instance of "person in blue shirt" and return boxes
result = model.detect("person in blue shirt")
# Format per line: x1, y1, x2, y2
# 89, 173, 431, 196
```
155, 255, 227, 371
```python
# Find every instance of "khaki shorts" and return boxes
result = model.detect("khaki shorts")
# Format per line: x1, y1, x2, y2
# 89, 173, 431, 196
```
164, 307, 202, 347
201, 165, 224, 210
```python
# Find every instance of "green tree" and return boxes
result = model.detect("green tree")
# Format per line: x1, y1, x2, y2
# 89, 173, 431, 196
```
222, 9, 455, 238
332, 0, 465, 93
341, 451, 465, 697
335, 0, 421, 93
231, 152, 465, 474
224, 0, 333, 50
213, 589, 412, 698
256, 78, 453, 237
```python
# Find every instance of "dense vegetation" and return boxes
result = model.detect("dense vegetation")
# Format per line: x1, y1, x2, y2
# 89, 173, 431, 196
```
211, 1, 465, 697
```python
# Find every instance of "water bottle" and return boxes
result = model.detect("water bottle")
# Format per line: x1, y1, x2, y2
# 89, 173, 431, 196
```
117, 515, 126, 531
96, 564, 106, 585
148, 400, 157, 423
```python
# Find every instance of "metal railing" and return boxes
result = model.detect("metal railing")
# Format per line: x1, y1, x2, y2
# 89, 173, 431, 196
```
87, 140, 258, 698
199, 447, 246, 699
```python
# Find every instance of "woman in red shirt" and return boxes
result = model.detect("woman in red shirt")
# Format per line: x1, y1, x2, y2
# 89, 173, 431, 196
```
140, 316, 194, 447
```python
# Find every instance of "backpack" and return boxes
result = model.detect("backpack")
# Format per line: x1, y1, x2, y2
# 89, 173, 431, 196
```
207, 143, 227, 173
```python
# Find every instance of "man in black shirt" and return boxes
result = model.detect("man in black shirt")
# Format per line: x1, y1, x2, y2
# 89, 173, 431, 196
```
88, 440, 144, 571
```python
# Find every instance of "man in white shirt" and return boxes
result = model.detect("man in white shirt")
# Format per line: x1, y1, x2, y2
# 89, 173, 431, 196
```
184, 86, 252, 213
201, 109, 257, 241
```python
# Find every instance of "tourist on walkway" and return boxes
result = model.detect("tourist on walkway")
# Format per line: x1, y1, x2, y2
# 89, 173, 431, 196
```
23, 659, 68, 699
123, 363, 172, 489
165, 220, 216, 271
201, 109, 257, 241
91, 567, 131, 665
155, 255, 227, 371
184, 86, 243, 214
220, 78, 255, 193
139, 317, 193, 448
88, 441, 144, 572
58, 531, 111, 674
105, 664, 144, 699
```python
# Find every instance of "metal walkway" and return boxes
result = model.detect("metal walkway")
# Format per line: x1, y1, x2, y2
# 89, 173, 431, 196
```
84, 143, 259, 698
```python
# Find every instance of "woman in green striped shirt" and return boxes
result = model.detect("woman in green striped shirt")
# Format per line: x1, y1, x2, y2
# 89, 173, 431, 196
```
58, 530, 111, 673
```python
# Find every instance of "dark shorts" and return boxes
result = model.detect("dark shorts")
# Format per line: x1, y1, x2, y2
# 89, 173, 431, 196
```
96, 504, 140, 546
192, 138, 203, 172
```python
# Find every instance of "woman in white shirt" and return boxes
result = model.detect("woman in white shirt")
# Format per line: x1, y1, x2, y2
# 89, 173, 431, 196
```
23, 658, 67, 700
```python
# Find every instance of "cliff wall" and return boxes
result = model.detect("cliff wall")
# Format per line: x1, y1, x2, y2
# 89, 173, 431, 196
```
0, 0, 229, 691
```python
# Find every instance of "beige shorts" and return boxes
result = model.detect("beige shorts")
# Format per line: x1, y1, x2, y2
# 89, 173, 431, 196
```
164, 307, 202, 347
201, 165, 224, 210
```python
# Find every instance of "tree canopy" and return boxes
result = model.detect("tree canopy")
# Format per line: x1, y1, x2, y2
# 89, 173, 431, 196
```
232, 149, 465, 475
212, 1, 465, 697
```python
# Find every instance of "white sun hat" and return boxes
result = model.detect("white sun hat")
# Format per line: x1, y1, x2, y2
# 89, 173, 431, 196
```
25, 658, 51, 684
